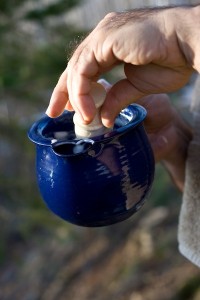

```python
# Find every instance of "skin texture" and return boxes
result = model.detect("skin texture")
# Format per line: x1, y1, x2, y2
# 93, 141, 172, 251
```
46, 6, 200, 126
46, 5, 198, 190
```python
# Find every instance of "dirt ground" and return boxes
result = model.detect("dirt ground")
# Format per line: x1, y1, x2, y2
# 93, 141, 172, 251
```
1, 197, 200, 300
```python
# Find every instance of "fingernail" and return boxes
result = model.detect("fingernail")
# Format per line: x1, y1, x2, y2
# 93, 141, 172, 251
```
97, 78, 112, 91
45, 106, 51, 117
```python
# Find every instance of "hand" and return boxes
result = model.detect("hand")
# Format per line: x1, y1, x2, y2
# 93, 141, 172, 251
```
138, 94, 192, 191
46, 6, 198, 127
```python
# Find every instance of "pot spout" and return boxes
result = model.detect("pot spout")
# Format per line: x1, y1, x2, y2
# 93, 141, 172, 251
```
52, 139, 94, 157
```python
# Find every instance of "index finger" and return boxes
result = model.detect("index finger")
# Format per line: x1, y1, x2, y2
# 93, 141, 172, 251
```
46, 69, 69, 118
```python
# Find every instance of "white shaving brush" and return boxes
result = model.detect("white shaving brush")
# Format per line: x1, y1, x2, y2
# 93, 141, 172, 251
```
73, 82, 111, 138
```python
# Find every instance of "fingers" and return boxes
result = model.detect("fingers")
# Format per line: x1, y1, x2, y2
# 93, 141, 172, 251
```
65, 101, 74, 111
46, 55, 98, 123
100, 61, 183, 128
46, 15, 119, 122
66, 43, 99, 123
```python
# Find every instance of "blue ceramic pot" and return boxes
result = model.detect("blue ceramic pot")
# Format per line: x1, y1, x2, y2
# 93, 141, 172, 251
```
28, 104, 155, 227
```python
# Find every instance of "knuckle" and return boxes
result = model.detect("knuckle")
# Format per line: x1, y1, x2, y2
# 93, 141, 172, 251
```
97, 12, 118, 28
104, 12, 118, 20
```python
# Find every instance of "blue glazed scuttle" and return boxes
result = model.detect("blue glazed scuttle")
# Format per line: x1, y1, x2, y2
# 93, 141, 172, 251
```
28, 104, 155, 227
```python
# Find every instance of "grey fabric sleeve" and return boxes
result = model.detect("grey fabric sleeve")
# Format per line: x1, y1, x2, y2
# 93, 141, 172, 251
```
178, 75, 200, 267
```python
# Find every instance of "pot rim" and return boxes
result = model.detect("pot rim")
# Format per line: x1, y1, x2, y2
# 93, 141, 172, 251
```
28, 104, 147, 146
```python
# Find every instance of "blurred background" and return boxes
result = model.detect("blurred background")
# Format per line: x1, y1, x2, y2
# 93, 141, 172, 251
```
1, 0, 200, 299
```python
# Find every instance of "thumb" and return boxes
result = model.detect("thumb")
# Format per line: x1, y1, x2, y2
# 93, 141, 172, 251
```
101, 78, 145, 128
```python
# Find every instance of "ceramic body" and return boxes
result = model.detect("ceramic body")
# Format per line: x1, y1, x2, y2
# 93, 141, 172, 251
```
28, 105, 155, 227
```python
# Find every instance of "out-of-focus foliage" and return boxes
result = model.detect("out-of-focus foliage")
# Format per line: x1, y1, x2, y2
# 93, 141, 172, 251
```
0, 0, 85, 106
0, 0, 27, 15
25, 0, 80, 20
0, 0, 85, 257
